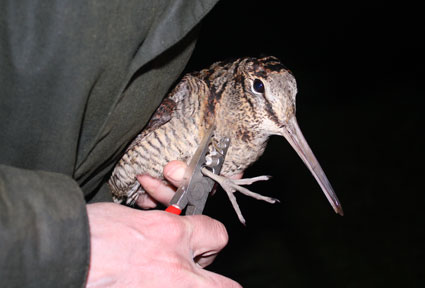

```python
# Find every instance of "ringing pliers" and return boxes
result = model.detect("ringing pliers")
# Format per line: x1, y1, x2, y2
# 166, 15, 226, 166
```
165, 126, 230, 215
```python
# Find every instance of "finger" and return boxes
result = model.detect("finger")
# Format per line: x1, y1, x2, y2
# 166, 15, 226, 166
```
137, 174, 175, 206
163, 160, 187, 187
198, 269, 243, 288
194, 252, 218, 268
183, 215, 229, 259
135, 191, 158, 209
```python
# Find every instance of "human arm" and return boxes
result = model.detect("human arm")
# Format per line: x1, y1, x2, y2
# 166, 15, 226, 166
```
0, 165, 89, 287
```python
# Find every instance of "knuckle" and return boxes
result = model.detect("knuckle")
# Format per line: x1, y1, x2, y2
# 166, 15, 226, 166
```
201, 273, 242, 288
137, 211, 189, 242
167, 256, 193, 276
216, 278, 242, 288
213, 219, 229, 247
159, 213, 188, 240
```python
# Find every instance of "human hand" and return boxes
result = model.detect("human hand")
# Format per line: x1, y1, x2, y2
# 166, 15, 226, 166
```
86, 204, 241, 287
86, 160, 242, 287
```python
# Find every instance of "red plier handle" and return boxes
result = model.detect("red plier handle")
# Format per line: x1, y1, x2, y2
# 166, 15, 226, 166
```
165, 204, 182, 215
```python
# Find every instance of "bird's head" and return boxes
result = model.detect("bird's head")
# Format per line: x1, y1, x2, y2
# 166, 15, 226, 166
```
238, 56, 297, 135
214, 56, 344, 215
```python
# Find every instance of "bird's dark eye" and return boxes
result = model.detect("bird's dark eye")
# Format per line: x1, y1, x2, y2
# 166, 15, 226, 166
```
253, 79, 265, 93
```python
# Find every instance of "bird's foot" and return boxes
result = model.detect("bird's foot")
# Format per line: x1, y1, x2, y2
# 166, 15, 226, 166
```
201, 168, 279, 225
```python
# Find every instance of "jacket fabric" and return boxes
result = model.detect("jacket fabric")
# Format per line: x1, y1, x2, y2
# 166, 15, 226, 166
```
0, 0, 219, 286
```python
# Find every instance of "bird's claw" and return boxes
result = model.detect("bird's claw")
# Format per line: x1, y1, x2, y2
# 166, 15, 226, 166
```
201, 168, 278, 224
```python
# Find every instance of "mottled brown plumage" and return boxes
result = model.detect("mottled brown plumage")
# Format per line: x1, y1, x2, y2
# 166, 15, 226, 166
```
109, 56, 343, 219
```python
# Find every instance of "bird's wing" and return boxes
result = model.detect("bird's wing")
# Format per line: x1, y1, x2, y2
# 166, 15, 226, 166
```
125, 75, 197, 152
143, 97, 176, 134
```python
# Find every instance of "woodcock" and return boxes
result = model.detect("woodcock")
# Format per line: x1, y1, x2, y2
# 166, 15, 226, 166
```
109, 56, 343, 223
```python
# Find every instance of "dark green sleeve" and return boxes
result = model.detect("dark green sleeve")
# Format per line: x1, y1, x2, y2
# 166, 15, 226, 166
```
0, 165, 89, 288
0, 0, 219, 287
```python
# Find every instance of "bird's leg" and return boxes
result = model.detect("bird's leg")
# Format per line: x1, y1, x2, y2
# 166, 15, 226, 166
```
201, 168, 279, 224
201, 168, 278, 203
222, 186, 246, 225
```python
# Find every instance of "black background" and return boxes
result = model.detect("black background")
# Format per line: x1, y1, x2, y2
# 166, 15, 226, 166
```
184, 1, 424, 287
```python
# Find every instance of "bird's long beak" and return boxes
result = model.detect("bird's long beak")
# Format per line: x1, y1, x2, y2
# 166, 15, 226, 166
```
281, 117, 344, 215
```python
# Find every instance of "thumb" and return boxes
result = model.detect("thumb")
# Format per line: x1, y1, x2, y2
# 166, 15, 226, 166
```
163, 160, 188, 187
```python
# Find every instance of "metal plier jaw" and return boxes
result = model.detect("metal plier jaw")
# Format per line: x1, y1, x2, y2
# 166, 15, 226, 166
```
165, 126, 230, 215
